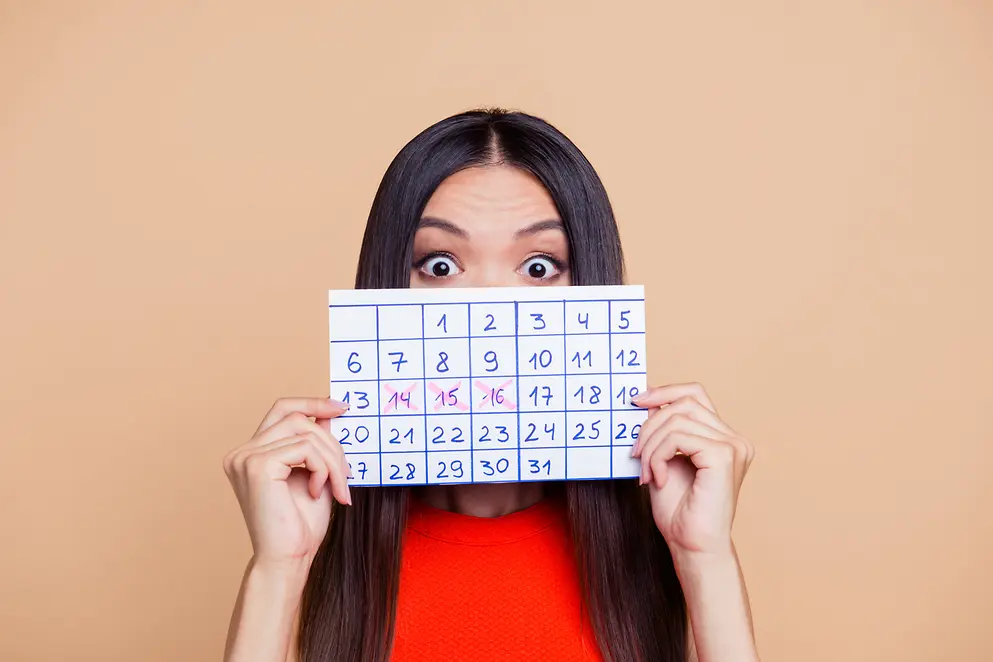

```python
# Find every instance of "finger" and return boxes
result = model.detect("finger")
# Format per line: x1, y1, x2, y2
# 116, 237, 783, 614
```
255, 397, 349, 436
269, 418, 352, 502
647, 431, 736, 490
634, 395, 732, 455
242, 437, 331, 499
250, 410, 341, 449
637, 414, 724, 483
631, 383, 716, 412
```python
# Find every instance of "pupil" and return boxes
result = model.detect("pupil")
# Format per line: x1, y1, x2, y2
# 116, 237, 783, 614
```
432, 261, 450, 277
529, 262, 546, 278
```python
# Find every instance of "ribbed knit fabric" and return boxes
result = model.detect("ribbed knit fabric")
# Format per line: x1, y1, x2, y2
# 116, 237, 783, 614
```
391, 496, 603, 662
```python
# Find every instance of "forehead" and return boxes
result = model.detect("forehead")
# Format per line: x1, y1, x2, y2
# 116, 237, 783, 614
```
421, 166, 560, 227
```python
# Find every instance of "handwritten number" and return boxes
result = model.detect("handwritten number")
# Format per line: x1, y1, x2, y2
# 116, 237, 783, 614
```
389, 463, 416, 480
618, 310, 631, 330
347, 352, 361, 373
528, 386, 553, 406
484, 350, 499, 372
571, 350, 592, 368
528, 459, 552, 475
616, 385, 639, 405
389, 351, 407, 372
431, 427, 444, 444
530, 313, 546, 330
480, 458, 510, 476
389, 428, 413, 445
437, 314, 447, 333
577, 312, 589, 329
497, 426, 509, 442
616, 349, 640, 367
528, 350, 552, 369
479, 425, 491, 442
484, 314, 496, 332
436, 351, 450, 373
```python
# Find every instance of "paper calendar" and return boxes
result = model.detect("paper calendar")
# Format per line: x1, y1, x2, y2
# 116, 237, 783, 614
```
328, 285, 648, 486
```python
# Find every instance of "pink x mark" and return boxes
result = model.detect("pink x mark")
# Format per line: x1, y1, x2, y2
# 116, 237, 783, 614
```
428, 380, 470, 412
474, 379, 517, 410
383, 382, 420, 413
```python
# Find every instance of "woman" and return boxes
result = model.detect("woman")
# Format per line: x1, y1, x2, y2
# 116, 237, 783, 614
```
223, 109, 759, 662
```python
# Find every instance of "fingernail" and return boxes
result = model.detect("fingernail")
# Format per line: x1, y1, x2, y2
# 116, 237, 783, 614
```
328, 398, 349, 409
344, 485, 353, 505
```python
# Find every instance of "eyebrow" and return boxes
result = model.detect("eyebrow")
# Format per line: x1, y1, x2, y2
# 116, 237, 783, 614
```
418, 217, 469, 239
513, 219, 565, 239
416, 217, 566, 240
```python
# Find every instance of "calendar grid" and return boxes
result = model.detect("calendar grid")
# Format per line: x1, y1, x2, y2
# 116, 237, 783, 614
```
328, 285, 648, 486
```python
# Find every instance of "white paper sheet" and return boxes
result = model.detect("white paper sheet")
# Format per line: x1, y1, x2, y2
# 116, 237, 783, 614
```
328, 285, 648, 486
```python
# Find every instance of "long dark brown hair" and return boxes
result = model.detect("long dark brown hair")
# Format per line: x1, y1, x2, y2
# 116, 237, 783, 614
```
300, 109, 687, 662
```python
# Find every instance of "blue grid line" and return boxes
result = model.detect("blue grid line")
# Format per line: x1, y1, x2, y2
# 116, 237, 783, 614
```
562, 299, 567, 482
330, 331, 645, 343
375, 307, 383, 484
514, 303, 522, 481
466, 303, 473, 481
332, 370, 647, 384
420, 304, 428, 484
608, 301, 614, 479
330, 298, 644, 309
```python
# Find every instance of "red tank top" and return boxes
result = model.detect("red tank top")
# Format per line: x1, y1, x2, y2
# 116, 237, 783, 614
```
391, 496, 604, 661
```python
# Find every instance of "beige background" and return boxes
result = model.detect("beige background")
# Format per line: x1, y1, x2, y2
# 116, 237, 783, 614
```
1, 1, 991, 660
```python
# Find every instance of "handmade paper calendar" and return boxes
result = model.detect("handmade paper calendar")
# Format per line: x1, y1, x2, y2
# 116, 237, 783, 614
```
328, 285, 648, 486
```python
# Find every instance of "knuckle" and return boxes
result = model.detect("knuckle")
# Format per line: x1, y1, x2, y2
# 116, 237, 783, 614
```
286, 411, 309, 425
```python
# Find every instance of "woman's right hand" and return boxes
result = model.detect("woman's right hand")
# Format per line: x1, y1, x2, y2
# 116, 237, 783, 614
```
223, 397, 352, 564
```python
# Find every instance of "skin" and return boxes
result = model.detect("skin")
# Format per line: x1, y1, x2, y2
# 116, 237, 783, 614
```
223, 165, 760, 662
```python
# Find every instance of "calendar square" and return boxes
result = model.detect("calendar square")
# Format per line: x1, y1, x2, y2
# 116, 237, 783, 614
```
566, 446, 611, 480
423, 304, 469, 338
610, 302, 645, 334
517, 301, 564, 335
427, 450, 472, 484
424, 378, 471, 414
470, 336, 516, 377
330, 342, 378, 382
469, 303, 516, 336
424, 338, 470, 379
380, 380, 425, 416
379, 339, 424, 380
612, 373, 648, 409
474, 449, 519, 483
518, 335, 566, 376
520, 447, 566, 481
332, 416, 379, 453
328, 284, 648, 485
426, 414, 471, 450
518, 376, 566, 413
346, 453, 381, 485
377, 305, 424, 340
565, 333, 611, 374
331, 380, 379, 416
565, 301, 609, 334
472, 413, 518, 450
381, 452, 427, 485
380, 418, 426, 453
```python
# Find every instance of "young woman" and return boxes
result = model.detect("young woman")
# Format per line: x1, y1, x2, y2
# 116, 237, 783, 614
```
223, 109, 759, 662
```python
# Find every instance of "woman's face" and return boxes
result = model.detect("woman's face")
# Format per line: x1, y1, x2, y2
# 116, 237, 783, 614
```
410, 165, 571, 289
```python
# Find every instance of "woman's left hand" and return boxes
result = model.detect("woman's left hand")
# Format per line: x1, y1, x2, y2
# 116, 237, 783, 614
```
631, 382, 755, 559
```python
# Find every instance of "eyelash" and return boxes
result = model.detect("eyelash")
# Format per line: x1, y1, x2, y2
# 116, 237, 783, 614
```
413, 251, 461, 279
412, 252, 568, 280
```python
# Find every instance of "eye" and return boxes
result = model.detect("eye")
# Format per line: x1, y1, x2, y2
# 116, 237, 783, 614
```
417, 253, 462, 279
519, 255, 562, 281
